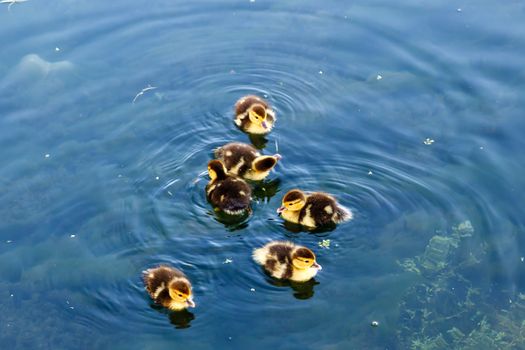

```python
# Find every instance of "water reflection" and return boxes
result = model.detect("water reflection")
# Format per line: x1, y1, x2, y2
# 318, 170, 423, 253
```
1, 0, 524, 348
150, 304, 195, 329
208, 208, 251, 231
168, 309, 195, 329
281, 219, 337, 234
251, 178, 281, 202
268, 277, 319, 300
247, 134, 269, 150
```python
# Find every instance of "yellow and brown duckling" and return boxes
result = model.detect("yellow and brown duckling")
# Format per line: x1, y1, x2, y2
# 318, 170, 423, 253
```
253, 241, 322, 282
214, 142, 281, 181
234, 95, 276, 134
143, 265, 196, 311
206, 159, 252, 215
277, 189, 352, 228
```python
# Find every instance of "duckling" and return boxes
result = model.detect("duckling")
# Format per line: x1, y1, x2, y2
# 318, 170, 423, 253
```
143, 265, 196, 311
206, 159, 252, 215
253, 241, 322, 282
277, 189, 352, 228
234, 95, 276, 134
214, 142, 281, 181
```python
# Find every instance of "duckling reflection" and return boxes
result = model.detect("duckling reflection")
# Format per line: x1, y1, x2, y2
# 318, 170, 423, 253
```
168, 309, 195, 329
149, 304, 195, 329
248, 133, 269, 150
209, 208, 250, 231
282, 219, 337, 234
251, 178, 281, 202
268, 277, 319, 300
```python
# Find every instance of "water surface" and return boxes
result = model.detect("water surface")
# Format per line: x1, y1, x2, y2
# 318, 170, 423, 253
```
1, 0, 525, 349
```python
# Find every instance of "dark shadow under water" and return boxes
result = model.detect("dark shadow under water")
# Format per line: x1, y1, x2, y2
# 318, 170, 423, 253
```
150, 303, 195, 329
267, 276, 319, 300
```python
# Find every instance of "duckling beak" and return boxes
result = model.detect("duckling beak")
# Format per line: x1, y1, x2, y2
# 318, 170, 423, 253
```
262, 121, 268, 129
186, 297, 196, 308
313, 262, 322, 270
277, 206, 285, 214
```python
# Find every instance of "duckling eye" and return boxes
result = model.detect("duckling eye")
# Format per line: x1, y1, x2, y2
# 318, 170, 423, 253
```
178, 293, 183, 297
304, 260, 310, 263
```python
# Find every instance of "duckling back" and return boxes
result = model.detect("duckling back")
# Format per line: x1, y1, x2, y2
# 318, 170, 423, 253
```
206, 176, 251, 215
235, 95, 269, 116
215, 143, 258, 178
299, 193, 352, 227
143, 266, 185, 305
253, 241, 294, 280
234, 95, 276, 134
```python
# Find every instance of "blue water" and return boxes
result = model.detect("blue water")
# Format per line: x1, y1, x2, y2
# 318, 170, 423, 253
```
1, 0, 525, 349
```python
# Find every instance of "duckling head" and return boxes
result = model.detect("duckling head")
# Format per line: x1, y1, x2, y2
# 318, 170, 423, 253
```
292, 247, 322, 271
277, 189, 306, 214
208, 160, 227, 181
248, 103, 269, 129
251, 154, 281, 175
168, 280, 196, 309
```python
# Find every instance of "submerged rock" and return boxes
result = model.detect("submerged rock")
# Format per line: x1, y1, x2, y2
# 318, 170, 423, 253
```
421, 235, 454, 272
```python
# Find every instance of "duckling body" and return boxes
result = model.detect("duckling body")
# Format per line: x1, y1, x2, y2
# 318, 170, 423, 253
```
214, 142, 281, 181
206, 160, 252, 215
277, 190, 352, 228
234, 95, 276, 134
143, 265, 196, 311
253, 241, 322, 282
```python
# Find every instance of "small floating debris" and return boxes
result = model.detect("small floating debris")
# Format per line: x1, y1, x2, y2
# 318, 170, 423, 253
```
70, 234, 76, 238
6, 240, 12, 243
45, 153, 50, 158
223, 258, 233, 264
55, 47, 60, 52
155, 176, 160, 180
521, 257, 524, 262
250, 288, 255, 292
132, 84, 157, 104
376, 74, 382, 80
368, 170, 373, 175
480, 146, 484, 150
318, 239, 331, 249
457, 8, 462, 12
319, 70, 324, 75
371, 321, 379, 327
10, 294, 14, 297
423, 138, 435, 145
167, 191, 173, 196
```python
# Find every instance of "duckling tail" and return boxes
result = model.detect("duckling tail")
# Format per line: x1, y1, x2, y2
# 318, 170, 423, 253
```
252, 247, 267, 265
222, 203, 251, 216
335, 205, 353, 223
